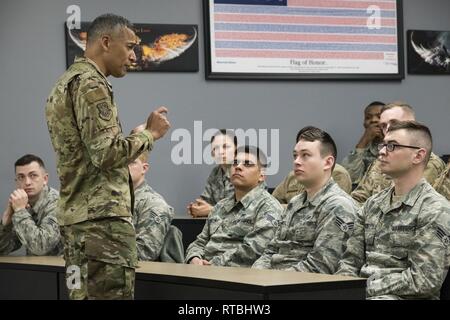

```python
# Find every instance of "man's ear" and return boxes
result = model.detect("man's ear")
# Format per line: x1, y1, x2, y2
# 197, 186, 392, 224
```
43, 173, 49, 185
258, 167, 266, 183
413, 149, 427, 165
100, 35, 111, 51
323, 156, 335, 171
143, 162, 150, 174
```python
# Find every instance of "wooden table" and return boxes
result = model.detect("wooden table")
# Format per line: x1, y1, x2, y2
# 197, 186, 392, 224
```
0, 256, 366, 300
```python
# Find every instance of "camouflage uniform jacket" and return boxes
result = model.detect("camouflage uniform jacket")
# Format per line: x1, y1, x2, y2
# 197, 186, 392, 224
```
342, 142, 379, 184
253, 179, 357, 273
185, 183, 283, 267
200, 165, 234, 205
133, 181, 174, 261
0, 186, 62, 255
272, 164, 352, 204
352, 152, 446, 205
433, 164, 450, 201
337, 179, 450, 299
45, 57, 153, 226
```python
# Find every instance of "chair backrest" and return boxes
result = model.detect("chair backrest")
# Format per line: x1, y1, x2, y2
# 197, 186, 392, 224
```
440, 269, 450, 300
158, 225, 185, 263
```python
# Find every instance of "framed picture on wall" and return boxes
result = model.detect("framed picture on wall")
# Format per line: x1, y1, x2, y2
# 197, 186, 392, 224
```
407, 30, 450, 75
65, 23, 199, 72
204, 0, 404, 80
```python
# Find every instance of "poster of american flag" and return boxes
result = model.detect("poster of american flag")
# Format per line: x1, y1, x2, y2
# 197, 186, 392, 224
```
205, 0, 404, 79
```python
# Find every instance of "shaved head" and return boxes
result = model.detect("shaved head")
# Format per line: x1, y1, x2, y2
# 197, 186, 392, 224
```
381, 102, 415, 119
87, 13, 134, 44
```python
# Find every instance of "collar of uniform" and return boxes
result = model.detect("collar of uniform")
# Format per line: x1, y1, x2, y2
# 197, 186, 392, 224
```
214, 165, 231, 181
240, 183, 266, 209
378, 178, 428, 213
220, 193, 237, 213
135, 180, 149, 193
306, 178, 335, 207
30, 185, 50, 214
286, 190, 308, 215
215, 165, 227, 179
74, 56, 113, 91
223, 166, 232, 179
224, 183, 265, 212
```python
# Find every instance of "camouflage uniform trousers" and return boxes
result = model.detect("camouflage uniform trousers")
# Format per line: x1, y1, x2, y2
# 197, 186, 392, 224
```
61, 217, 137, 300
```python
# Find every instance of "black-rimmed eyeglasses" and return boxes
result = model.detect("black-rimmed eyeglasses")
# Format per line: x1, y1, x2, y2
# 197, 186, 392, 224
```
232, 160, 257, 168
377, 143, 421, 152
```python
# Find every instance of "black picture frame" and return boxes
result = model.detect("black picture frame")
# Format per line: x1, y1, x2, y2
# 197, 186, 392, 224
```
407, 29, 450, 75
204, 0, 404, 80
65, 23, 199, 72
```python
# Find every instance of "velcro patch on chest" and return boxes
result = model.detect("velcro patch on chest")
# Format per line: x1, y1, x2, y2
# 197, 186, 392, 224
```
391, 225, 415, 232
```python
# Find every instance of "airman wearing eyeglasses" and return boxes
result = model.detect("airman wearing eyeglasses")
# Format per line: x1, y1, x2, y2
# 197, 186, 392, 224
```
185, 146, 282, 267
0, 154, 61, 256
352, 102, 446, 204
337, 121, 450, 300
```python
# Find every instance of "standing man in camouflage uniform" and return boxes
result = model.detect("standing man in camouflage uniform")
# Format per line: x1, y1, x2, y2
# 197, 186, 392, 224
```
253, 127, 357, 273
337, 121, 450, 299
0, 154, 61, 256
433, 162, 450, 201
185, 146, 282, 267
187, 129, 237, 218
272, 127, 352, 206
45, 14, 170, 299
128, 151, 174, 261
352, 103, 445, 204
342, 101, 385, 185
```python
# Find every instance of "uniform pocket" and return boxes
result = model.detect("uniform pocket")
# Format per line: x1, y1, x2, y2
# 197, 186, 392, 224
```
293, 224, 316, 243
389, 232, 413, 260
228, 221, 253, 239
86, 218, 137, 268
209, 218, 222, 234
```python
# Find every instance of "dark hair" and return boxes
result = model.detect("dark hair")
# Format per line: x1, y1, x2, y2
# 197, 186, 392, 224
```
364, 101, 385, 113
387, 120, 432, 164
381, 102, 415, 118
235, 145, 267, 168
211, 129, 237, 147
15, 154, 46, 171
296, 126, 318, 143
296, 126, 337, 170
87, 14, 133, 43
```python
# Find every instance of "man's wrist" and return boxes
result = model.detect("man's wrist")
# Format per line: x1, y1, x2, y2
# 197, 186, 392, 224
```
12, 206, 27, 213
355, 139, 370, 149
188, 256, 201, 264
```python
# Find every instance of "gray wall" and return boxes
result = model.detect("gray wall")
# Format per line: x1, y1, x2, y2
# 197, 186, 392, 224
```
1, 0, 449, 218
